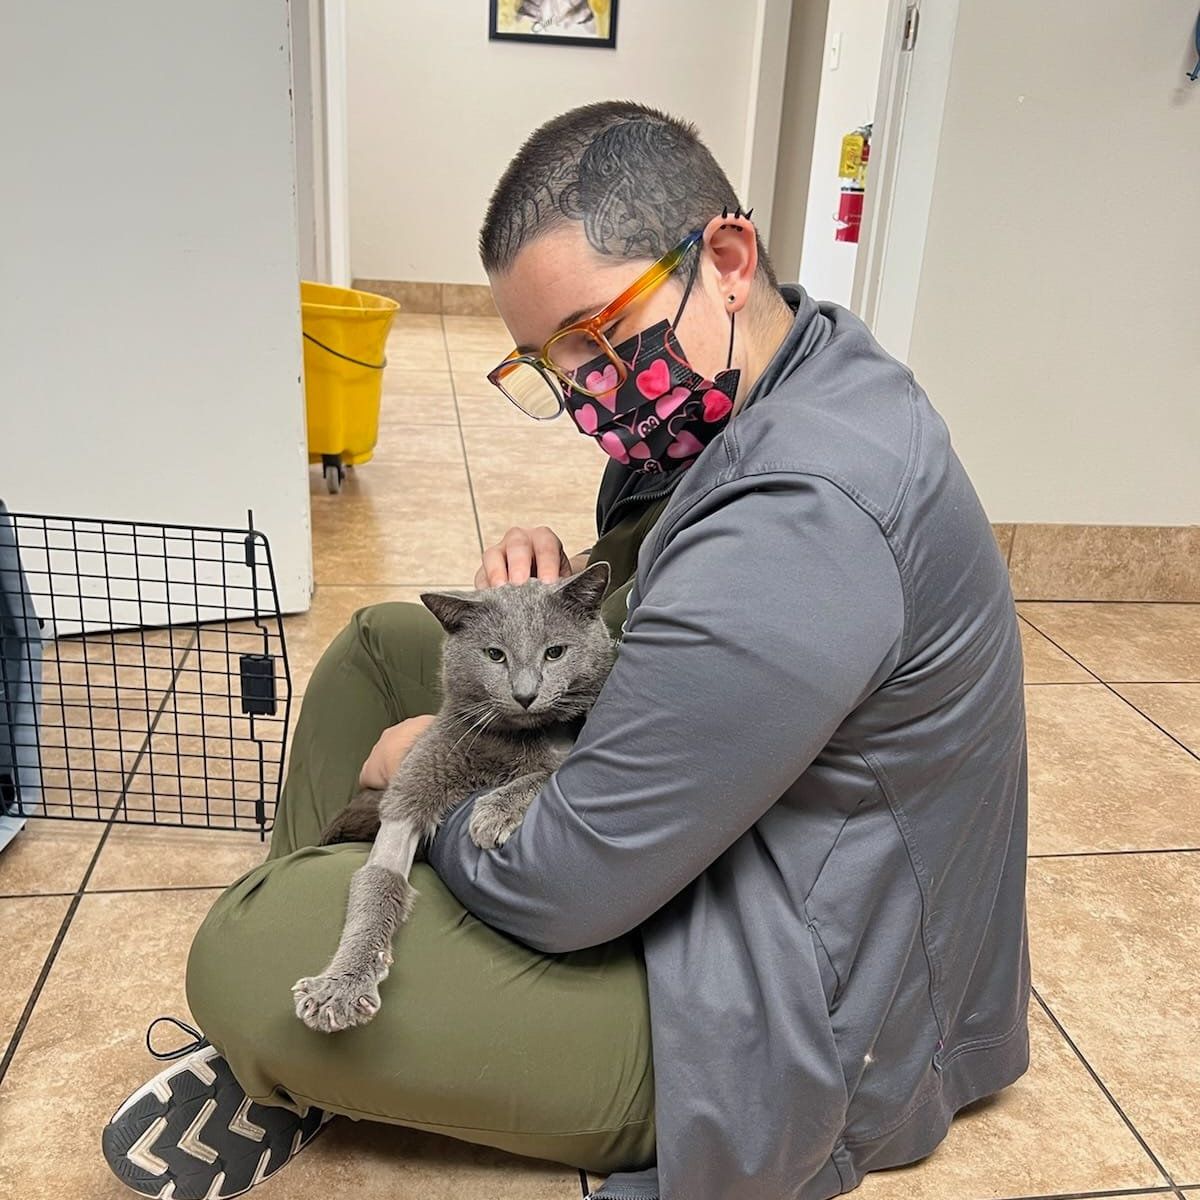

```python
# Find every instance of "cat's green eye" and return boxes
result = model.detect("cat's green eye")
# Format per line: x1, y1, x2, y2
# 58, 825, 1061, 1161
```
544, 645, 566, 661
485, 647, 506, 663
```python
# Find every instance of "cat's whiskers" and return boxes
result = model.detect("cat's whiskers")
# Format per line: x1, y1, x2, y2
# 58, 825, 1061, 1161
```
449, 706, 498, 751
464, 711, 499, 755
442, 701, 495, 734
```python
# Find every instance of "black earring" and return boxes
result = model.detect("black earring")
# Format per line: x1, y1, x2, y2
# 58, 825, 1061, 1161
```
728, 295, 736, 303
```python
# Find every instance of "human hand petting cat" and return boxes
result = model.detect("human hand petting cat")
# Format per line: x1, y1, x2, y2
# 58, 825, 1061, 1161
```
358, 715, 437, 789
474, 525, 589, 588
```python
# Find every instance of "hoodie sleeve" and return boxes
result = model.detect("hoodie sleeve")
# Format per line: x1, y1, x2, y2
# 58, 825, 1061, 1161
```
427, 472, 905, 953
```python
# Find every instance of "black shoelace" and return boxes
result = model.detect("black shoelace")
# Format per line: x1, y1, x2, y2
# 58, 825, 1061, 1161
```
145, 1015, 208, 1061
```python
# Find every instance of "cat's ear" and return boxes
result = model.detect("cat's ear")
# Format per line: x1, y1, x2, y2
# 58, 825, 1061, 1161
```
420, 590, 482, 633
554, 561, 610, 617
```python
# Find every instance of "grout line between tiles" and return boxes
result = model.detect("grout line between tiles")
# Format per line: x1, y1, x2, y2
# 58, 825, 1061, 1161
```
1016, 599, 1200, 606
980, 1188, 1177, 1200
1017, 615, 1200, 766
1029, 847, 1200, 860
1031, 988, 1184, 1198
442, 314, 487, 558
0, 884, 229, 901
0, 637, 196, 1087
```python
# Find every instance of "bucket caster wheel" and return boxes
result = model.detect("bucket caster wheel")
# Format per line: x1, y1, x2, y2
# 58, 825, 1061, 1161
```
322, 455, 345, 494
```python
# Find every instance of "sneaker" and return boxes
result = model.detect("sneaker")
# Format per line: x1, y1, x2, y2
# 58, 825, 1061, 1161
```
102, 1018, 328, 1199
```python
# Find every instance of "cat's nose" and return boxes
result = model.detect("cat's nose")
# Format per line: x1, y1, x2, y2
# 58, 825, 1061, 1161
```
513, 688, 538, 709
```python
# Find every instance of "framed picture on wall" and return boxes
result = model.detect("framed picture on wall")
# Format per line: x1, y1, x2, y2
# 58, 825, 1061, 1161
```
488, 0, 618, 48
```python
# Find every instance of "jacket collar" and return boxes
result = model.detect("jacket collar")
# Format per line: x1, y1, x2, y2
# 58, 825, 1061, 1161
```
594, 286, 830, 533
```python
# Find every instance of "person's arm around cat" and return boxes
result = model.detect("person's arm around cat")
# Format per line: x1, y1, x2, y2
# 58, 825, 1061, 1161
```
428, 474, 905, 954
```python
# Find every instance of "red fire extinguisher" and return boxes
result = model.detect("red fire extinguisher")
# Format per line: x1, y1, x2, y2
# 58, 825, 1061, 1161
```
835, 124, 872, 243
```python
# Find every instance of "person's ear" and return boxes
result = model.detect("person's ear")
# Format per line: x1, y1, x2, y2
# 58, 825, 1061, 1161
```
420, 590, 482, 632
702, 211, 759, 315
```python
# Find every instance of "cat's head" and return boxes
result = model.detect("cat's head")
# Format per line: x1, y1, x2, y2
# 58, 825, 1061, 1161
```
420, 563, 615, 729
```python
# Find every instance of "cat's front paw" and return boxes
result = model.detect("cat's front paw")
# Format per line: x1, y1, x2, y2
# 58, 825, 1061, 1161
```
468, 798, 524, 849
292, 958, 388, 1033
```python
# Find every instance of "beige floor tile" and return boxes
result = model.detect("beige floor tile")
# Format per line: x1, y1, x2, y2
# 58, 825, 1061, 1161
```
1025, 684, 1200, 854
371, 422, 464, 466
1019, 618, 1094, 683
442, 315, 511, 355
379, 381, 457, 426
450, 346, 507, 376
383, 369, 454, 397
281, 1119, 580, 1199
0, 819, 103, 896
390, 313, 444, 335
452, 368, 500, 399
455, 383, 543, 430
1018, 602, 1200, 681
310, 462, 482, 585
1111, 683, 1200, 753
847, 1007, 1163, 1199
0, 894, 70, 1044
87, 825, 267, 891
387, 324, 449, 372
461, 426, 605, 558
0, 890, 217, 1199
1028, 852, 1200, 1182
306, 428, 464, 496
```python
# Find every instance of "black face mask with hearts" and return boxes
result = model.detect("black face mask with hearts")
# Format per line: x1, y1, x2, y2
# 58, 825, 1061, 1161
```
563, 316, 740, 475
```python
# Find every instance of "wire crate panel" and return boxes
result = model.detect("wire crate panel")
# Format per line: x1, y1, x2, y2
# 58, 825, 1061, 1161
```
0, 511, 291, 836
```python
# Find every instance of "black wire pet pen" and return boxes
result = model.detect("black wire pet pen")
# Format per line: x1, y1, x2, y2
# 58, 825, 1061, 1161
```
0, 507, 291, 839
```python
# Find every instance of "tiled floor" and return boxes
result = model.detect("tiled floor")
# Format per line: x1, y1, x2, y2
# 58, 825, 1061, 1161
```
1, 313, 1197, 1199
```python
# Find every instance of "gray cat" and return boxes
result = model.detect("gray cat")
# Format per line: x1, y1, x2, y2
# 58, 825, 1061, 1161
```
292, 562, 614, 1034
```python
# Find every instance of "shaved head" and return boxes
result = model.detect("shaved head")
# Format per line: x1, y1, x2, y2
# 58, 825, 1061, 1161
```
480, 100, 778, 290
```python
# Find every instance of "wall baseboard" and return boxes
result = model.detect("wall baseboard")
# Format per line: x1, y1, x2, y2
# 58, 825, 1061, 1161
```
353, 278, 497, 316
994, 523, 1198, 602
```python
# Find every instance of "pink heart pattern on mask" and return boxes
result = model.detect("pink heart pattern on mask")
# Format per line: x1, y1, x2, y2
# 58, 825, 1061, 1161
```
635, 357, 671, 400
667, 430, 704, 459
574, 403, 599, 435
702, 389, 733, 423
585, 363, 620, 410
598, 430, 629, 464
654, 386, 691, 420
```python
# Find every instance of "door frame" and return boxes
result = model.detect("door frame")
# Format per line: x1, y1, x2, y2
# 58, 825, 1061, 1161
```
851, 0, 961, 362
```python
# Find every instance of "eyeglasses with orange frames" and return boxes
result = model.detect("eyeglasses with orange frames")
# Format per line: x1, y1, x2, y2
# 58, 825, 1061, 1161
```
487, 229, 703, 420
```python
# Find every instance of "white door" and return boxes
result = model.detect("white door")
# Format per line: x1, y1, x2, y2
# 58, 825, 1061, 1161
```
851, 0, 961, 362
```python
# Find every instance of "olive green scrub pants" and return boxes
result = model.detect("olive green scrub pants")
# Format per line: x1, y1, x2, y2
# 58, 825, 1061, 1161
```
185, 602, 656, 1173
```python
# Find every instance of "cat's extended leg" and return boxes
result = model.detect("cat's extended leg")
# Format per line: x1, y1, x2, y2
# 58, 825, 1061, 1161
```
468, 771, 550, 849
292, 819, 420, 1032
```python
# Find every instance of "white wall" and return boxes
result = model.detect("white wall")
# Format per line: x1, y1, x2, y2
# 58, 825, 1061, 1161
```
907, 0, 1200, 525
0, 0, 312, 612
347, 1, 764, 284
796, 0, 889, 304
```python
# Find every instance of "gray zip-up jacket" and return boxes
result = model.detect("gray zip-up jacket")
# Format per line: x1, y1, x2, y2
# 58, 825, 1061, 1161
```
430, 289, 1030, 1200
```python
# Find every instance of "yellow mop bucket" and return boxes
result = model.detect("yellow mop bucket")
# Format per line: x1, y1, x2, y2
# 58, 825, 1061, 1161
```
300, 281, 399, 493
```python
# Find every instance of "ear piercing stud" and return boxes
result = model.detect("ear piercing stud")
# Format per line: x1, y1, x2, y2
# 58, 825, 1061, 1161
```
719, 205, 754, 231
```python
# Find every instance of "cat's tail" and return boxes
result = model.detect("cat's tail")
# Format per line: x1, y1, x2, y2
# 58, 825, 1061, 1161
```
318, 788, 384, 845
